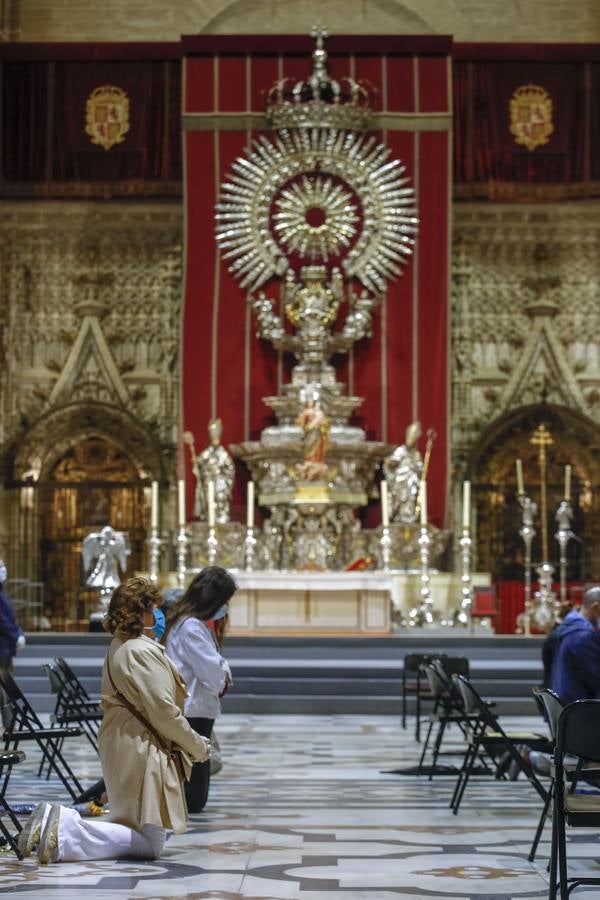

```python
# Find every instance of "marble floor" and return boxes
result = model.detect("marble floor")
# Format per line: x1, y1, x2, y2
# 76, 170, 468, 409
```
1, 714, 599, 898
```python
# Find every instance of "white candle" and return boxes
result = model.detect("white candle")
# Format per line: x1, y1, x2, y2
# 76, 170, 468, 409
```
380, 479, 389, 528
516, 458, 524, 496
150, 481, 159, 529
177, 479, 186, 527
207, 480, 215, 528
419, 480, 428, 526
247, 481, 255, 529
564, 464, 572, 501
462, 480, 471, 529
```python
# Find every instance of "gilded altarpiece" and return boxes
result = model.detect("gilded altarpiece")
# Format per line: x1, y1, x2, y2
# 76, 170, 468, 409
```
0, 201, 182, 625
451, 203, 600, 583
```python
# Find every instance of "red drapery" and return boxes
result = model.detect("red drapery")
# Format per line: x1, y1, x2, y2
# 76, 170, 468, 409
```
181, 36, 451, 526
453, 45, 600, 200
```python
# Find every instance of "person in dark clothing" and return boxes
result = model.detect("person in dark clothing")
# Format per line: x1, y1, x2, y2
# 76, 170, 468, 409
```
550, 587, 600, 705
541, 603, 573, 688
0, 559, 26, 729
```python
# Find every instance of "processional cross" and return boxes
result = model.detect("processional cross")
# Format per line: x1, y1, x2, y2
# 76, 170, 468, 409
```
530, 424, 554, 562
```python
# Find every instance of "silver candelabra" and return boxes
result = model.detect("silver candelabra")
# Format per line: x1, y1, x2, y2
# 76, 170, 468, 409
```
555, 500, 575, 605
176, 526, 189, 589
519, 495, 537, 633
207, 526, 218, 566
455, 527, 473, 627
147, 527, 162, 584
409, 525, 435, 626
379, 525, 392, 572
244, 526, 258, 571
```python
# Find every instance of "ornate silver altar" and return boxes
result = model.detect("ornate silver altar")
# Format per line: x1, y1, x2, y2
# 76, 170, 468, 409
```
215, 28, 423, 572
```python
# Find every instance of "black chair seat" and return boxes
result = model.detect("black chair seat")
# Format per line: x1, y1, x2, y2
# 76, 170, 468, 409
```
9, 726, 83, 740
0, 751, 26, 766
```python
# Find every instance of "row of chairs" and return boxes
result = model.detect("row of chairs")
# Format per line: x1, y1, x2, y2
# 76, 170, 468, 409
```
0, 659, 101, 857
411, 653, 600, 899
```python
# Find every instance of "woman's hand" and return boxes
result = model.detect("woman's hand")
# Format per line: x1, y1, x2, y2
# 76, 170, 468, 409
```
195, 737, 212, 763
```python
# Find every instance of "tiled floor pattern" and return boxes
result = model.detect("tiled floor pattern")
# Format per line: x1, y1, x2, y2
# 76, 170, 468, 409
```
1, 714, 599, 898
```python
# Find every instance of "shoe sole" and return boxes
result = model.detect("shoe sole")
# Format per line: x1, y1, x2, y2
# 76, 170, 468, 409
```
17, 803, 50, 858
37, 803, 61, 865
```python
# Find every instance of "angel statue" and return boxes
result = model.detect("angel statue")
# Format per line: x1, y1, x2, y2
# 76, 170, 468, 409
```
383, 421, 423, 523
184, 419, 235, 524
83, 525, 130, 610
295, 398, 331, 481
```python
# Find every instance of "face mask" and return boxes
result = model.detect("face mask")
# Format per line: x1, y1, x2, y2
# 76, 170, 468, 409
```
212, 603, 229, 621
147, 608, 166, 640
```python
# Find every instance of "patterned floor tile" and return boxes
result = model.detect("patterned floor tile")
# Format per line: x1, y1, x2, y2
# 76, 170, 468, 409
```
1, 713, 599, 898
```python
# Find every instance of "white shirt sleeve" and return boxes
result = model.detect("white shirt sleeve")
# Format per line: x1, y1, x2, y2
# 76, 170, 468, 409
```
181, 619, 227, 696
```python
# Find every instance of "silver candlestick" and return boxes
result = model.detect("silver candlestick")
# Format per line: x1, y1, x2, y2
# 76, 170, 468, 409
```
519, 494, 537, 634
207, 526, 218, 566
244, 526, 258, 571
147, 528, 162, 584
176, 526, 189, 589
455, 527, 473, 626
379, 525, 392, 572
532, 561, 557, 630
555, 500, 574, 605
409, 525, 435, 626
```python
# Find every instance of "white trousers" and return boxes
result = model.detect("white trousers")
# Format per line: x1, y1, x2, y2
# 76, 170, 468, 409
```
56, 806, 166, 862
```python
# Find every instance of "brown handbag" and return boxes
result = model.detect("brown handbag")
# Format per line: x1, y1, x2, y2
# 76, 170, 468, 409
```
106, 656, 187, 782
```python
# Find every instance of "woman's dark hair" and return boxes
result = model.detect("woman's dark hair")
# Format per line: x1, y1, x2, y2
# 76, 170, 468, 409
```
104, 576, 161, 638
164, 566, 236, 641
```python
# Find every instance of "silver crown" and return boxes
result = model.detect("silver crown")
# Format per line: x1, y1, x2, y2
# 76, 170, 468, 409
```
265, 26, 372, 132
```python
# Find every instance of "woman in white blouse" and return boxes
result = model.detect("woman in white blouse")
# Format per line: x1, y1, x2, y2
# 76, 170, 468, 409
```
164, 566, 236, 812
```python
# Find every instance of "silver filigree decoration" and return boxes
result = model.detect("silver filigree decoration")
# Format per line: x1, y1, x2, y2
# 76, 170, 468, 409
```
215, 128, 418, 294
272, 174, 358, 262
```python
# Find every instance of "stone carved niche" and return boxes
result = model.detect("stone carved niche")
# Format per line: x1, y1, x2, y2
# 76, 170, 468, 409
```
0, 201, 182, 576
451, 203, 600, 577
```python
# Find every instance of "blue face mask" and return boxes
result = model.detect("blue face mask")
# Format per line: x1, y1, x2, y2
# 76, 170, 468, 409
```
212, 603, 229, 621
150, 608, 166, 640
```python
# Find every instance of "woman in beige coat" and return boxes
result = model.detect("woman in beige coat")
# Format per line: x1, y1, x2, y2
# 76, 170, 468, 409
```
18, 577, 210, 864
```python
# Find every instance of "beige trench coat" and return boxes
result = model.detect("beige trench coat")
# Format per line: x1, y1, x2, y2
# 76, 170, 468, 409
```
98, 633, 209, 833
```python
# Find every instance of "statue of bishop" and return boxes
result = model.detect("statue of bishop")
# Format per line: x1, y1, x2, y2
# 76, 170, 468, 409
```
185, 419, 235, 524
383, 421, 423, 524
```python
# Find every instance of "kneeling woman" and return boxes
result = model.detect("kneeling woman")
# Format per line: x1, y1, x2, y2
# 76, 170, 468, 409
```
19, 577, 210, 863
164, 566, 236, 813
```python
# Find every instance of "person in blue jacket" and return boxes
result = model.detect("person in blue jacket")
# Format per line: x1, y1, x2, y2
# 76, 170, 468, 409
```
550, 586, 600, 705
0, 558, 26, 728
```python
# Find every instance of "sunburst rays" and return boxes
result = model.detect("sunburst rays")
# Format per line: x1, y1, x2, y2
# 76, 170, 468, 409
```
215, 128, 418, 293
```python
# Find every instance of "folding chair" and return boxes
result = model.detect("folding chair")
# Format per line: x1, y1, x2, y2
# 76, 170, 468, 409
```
55, 658, 100, 706
0, 749, 26, 858
549, 700, 600, 900
42, 660, 102, 755
418, 662, 472, 777
450, 674, 550, 815
528, 687, 564, 862
0, 670, 84, 800
401, 653, 435, 740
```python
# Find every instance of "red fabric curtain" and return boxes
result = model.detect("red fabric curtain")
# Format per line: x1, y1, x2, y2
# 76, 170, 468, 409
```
2, 62, 48, 180
1, 58, 181, 194
182, 38, 451, 527
454, 59, 597, 199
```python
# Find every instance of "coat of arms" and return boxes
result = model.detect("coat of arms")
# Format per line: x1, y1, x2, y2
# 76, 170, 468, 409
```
85, 85, 130, 151
509, 83, 554, 152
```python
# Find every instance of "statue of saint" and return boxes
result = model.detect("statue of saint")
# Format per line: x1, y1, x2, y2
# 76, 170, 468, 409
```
295, 399, 330, 481
185, 419, 235, 524
83, 525, 130, 592
383, 421, 423, 523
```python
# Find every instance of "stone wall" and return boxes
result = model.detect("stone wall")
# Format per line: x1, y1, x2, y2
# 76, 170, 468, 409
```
10, 0, 600, 43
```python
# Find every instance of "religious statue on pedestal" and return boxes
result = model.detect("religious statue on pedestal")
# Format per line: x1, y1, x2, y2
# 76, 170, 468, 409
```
184, 419, 235, 524
295, 398, 331, 481
83, 525, 130, 615
383, 421, 423, 523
